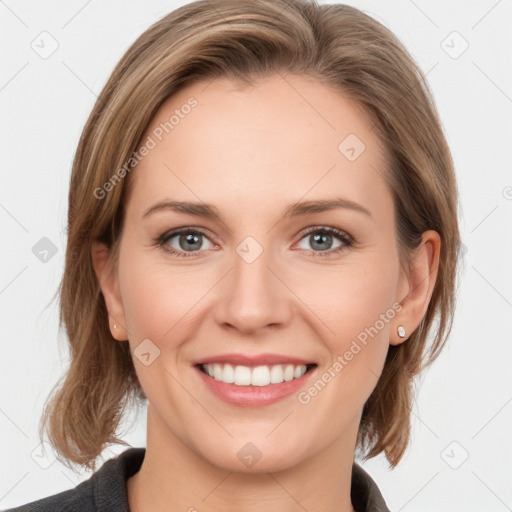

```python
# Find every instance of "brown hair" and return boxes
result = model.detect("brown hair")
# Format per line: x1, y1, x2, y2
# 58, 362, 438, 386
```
39, 0, 462, 472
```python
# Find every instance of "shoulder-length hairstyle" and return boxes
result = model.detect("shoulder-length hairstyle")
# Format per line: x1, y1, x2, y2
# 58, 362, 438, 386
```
40, 0, 462, 472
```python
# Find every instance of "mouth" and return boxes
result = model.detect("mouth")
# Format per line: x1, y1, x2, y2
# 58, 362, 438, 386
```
195, 362, 318, 387
192, 353, 319, 406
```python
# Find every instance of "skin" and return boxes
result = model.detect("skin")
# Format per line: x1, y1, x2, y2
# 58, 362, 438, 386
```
92, 73, 440, 512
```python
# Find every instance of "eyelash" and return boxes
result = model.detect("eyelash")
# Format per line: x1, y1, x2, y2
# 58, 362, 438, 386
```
155, 226, 354, 259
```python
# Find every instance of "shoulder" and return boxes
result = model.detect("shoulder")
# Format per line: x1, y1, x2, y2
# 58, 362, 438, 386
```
351, 461, 391, 512
3, 447, 146, 512
3, 477, 95, 512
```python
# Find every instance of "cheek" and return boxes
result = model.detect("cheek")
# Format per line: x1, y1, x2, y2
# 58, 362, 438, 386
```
117, 227, 212, 333
300, 256, 399, 399
295, 257, 399, 344
118, 260, 201, 400
121, 265, 200, 341
121, 273, 163, 339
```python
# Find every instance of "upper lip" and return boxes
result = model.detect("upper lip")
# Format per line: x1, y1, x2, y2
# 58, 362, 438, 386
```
194, 353, 316, 367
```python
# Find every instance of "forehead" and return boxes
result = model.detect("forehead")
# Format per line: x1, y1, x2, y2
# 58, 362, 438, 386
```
126, 74, 392, 219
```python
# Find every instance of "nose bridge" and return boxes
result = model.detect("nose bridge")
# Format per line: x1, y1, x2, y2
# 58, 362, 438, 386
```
214, 234, 291, 332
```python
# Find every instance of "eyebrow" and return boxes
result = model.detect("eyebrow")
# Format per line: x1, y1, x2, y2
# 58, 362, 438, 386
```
142, 197, 372, 221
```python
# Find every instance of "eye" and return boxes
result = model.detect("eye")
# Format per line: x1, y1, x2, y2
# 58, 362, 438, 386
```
156, 225, 354, 258
157, 228, 215, 258
295, 226, 353, 257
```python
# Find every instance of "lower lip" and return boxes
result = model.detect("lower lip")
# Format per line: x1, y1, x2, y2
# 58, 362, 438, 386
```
194, 365, 316, 407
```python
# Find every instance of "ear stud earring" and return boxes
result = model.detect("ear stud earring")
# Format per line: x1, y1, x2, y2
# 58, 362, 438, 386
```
113, 324, 117, 329
397, 325, 406, 338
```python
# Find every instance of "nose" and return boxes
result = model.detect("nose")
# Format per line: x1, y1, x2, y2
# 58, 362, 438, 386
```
212, 242, 293, 335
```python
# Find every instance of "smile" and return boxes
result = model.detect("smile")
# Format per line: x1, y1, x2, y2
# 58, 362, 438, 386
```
199, 363, 316, 386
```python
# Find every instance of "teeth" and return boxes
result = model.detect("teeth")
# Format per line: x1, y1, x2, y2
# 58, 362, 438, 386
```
202, 363, 308, 386
234, 365, 252, 385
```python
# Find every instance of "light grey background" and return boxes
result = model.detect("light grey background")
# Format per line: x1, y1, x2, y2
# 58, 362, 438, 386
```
1, 0, 511, 510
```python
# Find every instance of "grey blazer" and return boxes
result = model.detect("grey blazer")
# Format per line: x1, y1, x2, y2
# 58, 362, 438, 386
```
3, 447, 391, 511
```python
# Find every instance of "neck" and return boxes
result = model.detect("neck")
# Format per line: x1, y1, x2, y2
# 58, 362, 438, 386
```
127, 405, 358, 512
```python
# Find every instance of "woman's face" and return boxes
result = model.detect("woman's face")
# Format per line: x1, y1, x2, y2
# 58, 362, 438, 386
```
98, 74, 420, 472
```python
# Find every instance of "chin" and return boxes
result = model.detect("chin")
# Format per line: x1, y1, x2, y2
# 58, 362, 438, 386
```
195, 435, 309, 474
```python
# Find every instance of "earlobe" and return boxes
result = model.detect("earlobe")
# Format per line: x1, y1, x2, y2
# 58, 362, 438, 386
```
91, 240, 128, 341
391, 230, 441, 346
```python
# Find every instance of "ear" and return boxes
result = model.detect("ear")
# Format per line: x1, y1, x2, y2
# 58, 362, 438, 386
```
391, 230, 441, 346
91, 240, 128, 341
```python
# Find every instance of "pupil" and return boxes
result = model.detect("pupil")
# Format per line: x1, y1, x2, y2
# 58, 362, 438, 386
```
181, 233, 201, 251
311, 233, 331, 251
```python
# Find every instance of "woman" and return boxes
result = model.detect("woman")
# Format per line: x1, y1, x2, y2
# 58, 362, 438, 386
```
6, 0, 461, 510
